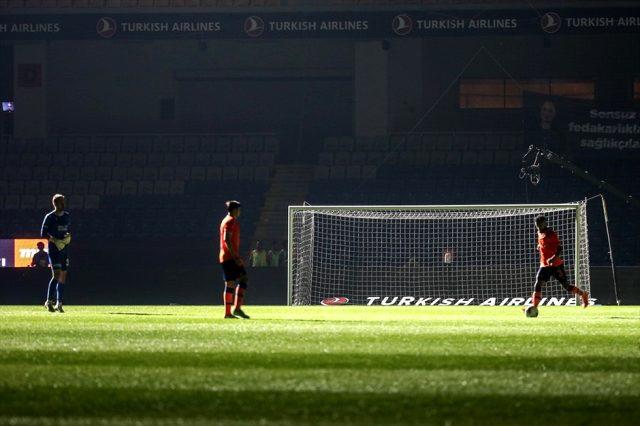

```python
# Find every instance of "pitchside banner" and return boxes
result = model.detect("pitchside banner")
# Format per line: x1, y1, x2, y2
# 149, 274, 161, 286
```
0, 239, 48, 268
320, 296, 597, 306
3, 8, 640, 40
524, 93, 640, 160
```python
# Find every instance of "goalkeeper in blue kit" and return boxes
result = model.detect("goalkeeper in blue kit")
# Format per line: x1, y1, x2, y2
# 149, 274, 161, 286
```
41, 194, 71, 313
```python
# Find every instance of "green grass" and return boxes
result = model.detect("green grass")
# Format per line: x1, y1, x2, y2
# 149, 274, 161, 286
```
0, 306, 639, 426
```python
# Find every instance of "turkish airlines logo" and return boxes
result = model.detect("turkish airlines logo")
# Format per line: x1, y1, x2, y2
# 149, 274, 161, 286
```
392, 14, 413, 36
97, 17, 117, 38
244, 16, 265, 37
541, 12, 561, 34
320, 297, 349, 306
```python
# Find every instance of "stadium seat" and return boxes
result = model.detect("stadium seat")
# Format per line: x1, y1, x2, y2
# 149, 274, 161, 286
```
175, 167, 190, 180
105, 137, 122, 153
190, 167, 206, 181
159, 166, 174, 180
248, 135, 264, 152
4, 195, 20, 209
105, 180, 122, 196
127, 167, 143, 181
95, 167, 112, 181
168, 137, 185, 153
324, 137, 339, 152
217, 136, 232, 153
194, 153, 211, 167
122, 181, 138, 196
84, 195, 100, 209
80, 167, 96, 181
180, 153, 195, 166
138, 181, 154, 195
170, 181, 185, 195
8, 181, 23, 195
64, 167, 81, 181
314, 166, 329, 180
58, 137, 76, 153
40, 181, 56, 196
84, 153, 101, 167
36, 154, 52, 167
52, 154, 68, 167
17, 167, 32, 180
67, 153, 83, 167
154, 181, 170, 195
74, 181, 89, 195
264, 137, 279, 152
239, 167, 254, 181
117, 153, 133, 167
30, 166, 47, 180
318, 152, 333, 166
329, 166, 345, 180
200, 136, 217, 153
21, 153, 37, 165
232, 136, 249, 152
462, 151, 478, 165
206, 167, 222, 181
112, 167, 128, 181
183, 136, 200, 153
346, 166, 361, 180
148, 153, 164, 166
334, 151, 351, 166
89, 181, 105, 196
154, 138, 170, 153
254, 166, 270, 181
58, 181, 74, 195
223, 167, 238, 180
20, 195, 36, 210
143, 167, 158, 180
228, 153, 243, 166
24, 181, 39, 195
243, 153, 259, 166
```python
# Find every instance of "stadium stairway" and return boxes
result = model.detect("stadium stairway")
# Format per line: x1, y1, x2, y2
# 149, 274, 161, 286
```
253, 164, 313, 244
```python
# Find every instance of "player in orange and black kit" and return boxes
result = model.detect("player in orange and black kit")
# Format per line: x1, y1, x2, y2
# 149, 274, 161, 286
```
219, 200, 250, 319
532, 215, 589, 308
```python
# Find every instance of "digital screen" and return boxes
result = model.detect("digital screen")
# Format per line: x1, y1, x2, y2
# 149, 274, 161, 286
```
2, 101, 14, 112
0, 239, 49, 268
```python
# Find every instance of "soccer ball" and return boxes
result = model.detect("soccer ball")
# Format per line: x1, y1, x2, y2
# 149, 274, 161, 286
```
525, 305, 539, 318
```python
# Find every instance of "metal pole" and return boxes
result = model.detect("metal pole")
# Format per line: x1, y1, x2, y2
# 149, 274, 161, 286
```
599, 195, 621, 305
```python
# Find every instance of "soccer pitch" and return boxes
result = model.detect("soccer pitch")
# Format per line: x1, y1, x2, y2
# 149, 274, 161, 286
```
0, 306, 639, 425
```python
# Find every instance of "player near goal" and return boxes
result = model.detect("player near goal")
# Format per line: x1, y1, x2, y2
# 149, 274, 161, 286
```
219, 200, 250, 319
41, 194, 71, 313
532, 215, 589, 310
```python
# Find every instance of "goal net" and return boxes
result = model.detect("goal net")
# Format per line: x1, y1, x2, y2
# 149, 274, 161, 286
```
287, 202, 590, 306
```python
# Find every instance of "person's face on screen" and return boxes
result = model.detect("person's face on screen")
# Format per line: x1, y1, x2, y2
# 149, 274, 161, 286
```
540, 101, 556, 125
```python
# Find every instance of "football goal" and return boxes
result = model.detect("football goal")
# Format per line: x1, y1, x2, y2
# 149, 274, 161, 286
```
287, 202, 590, 306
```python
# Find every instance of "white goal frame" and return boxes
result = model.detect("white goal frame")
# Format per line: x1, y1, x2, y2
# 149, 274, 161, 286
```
287, 202, 590, 306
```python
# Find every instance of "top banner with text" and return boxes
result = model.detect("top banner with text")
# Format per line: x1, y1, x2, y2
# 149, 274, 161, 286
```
2, 8, 640, 40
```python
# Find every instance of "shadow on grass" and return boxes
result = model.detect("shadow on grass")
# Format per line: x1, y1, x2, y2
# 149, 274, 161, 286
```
0, 386, 637, 425
2, 350, 639, 373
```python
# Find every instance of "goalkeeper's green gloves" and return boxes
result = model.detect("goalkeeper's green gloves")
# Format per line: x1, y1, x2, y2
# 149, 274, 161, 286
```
50, 234, 71, 251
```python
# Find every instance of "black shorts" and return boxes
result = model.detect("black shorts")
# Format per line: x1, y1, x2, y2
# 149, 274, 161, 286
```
48, 245, 69, 271
221, 260, 247, 282
536, 265, 566, 283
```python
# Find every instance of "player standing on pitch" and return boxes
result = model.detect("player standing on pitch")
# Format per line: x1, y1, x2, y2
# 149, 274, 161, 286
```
41, 194, 71, 313
219, 200, 250, 319
531, 215, 589, 310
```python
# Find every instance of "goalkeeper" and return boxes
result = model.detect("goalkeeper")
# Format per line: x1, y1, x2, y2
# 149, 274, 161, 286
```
531, 215, 589, 309
41, 194, 71, 313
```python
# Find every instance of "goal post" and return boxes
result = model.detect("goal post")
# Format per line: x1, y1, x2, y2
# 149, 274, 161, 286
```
287, 202, 590, 306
